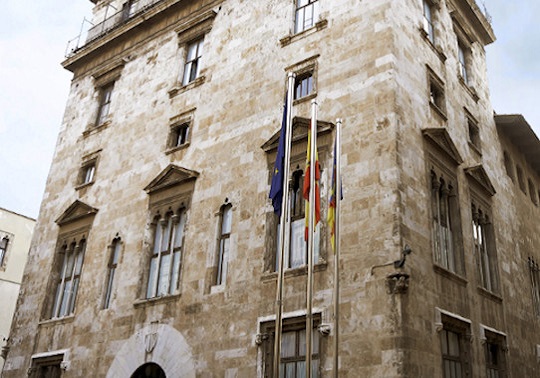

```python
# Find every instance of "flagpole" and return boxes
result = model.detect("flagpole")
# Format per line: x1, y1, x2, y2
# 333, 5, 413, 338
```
333, 119, 342, 378
306, 100, 318, 378
273, 73, 295, 378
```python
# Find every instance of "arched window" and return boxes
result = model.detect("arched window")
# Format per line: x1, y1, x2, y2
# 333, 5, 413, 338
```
103, 236, 121, 309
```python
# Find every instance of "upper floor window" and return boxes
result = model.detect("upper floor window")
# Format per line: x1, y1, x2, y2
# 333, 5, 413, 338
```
472, 203, 499, 293
95, 82, 114, 126
427, 67, 446, 119
102, 237, 121, 309
182, 38, 204, 86
0, 236, 9, 267
430, 170, 463, 275
52, 238, 87, 318
503, 151, 514, 182
528, 179, 538, 205
437, 312, 471, 378
423, 0, 435, 44
143, 164, 198, 300
147, 209, 186, 298
295, 0, 319, 34
465, 112, 481, 152
528, 257, 540, 316
485, 335, 507, 378
294, 72, 314, 100
215, 203, 233, 286
457, 41, 470, 85
516, 165, 527, 194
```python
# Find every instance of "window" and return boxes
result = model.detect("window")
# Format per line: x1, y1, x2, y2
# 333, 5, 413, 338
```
95, 82, 114, 126
528, 179, 538, 205
51, 237, 87, 318
215, 204, 232, 286
294, 72, 313, 100
528, 257, 540, 316
276, 167, 320, 270
438, 314, 471, 378
428, 67, 446, 118
261, 315, 321, 378
467, 115, 481, 152
103, 237, 121, 309
168, 122, 190, 149
516, 165, 526, 194
0, 236, 9, 267
29, 354, 64, 378
485, 338, 506, 378
143, 164, 198, 300
430, 170, 463, 274
295, 0, 320, 34
423, 0, 435, 43
472, 203, 499, 293
182, 38, 204, 86
147, 209, 186, 298
503, 151, 514, 182
77, 151, 100, 188
457, 41, 470, 85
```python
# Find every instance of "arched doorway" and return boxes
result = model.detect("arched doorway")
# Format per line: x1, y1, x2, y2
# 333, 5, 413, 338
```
130, 362, 166, 378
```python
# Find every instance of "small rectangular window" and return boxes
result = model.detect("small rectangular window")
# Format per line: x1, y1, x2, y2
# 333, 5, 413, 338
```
423, 0, 435, 43
295, 0, 320, 34
96, 82, 114, 125
168, 123, 190, 149
294, 73, 313, 100
0, 236, 9, 267
458, 41, 470, 85
439, 316, 470, 378
216, 204, 232, 285
516, 165, 527, 194
467, 117, 481, 152
103, 238, 121, 309
182, 38, 204, 86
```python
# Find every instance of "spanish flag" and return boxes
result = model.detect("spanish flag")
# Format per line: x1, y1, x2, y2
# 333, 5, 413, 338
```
303, 126, 321, 240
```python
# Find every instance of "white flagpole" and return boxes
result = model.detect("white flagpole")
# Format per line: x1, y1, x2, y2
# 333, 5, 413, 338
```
333, 119, 342, 378
273, 72, 295, 378
306, 100, 318, 378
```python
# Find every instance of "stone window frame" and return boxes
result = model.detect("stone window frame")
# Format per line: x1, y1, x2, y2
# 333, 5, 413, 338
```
516, 164, 527, 195
76, 150, 102, 190
502, 151, 514, 182
427, 65, 447, 120
165, 108, 196, 154
214, 201, 233, 287
464, 108, 481, 154
258, 312, 323, 378
435, 308, 472, 378
286, 55, 319, 106
528, 257, 540, 316
102, 235, 122, 310
0, 231, 13, 270
479, 324, 508, 378
84, 59, 125, 136
168, 10, 217, 97
528, 178, 538, 206
29, 349, 70, 378
136, 165, 198, 305
280, 2, 327, 47
261, 117, 333, 277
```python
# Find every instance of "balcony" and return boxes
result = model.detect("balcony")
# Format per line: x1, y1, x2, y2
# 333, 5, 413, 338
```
65, 0, 165, 57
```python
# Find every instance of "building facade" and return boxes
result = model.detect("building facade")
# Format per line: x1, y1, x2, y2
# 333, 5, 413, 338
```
0, 208, 35, 371
3, 0, 540, 377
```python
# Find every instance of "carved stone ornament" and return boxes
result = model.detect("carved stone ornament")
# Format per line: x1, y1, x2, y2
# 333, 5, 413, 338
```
317, 324, 331, 336
60, 360, 70, 371
386, 272, 410, 294
144, 332, 158, 354
255, 333, 269, 346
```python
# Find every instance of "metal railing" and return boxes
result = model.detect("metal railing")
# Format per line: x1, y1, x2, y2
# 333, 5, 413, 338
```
65, 0, 165, 57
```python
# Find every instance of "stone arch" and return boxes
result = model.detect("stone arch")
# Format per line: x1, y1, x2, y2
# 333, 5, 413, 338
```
107, 324, 195, 378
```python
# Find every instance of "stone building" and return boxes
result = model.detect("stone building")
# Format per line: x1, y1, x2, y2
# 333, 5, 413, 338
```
0, 208, 35, 371
3, 0, 540, 376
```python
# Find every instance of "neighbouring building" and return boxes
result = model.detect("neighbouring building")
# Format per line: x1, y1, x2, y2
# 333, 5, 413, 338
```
3, 0, 540, 377
0, 208, 35, 371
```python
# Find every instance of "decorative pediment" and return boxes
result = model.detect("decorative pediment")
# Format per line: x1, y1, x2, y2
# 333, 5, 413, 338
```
422, 128, 464, 165
144, 164, 199, 194
465, 165, 496, 196
55, 200, 98, 226
261, 116, 334, 152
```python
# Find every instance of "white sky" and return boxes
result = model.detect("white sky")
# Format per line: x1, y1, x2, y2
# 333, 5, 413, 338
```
0, 0, 538, 219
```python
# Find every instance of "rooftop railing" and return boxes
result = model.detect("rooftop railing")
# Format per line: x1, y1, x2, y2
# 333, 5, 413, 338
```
65, 0, 165, 57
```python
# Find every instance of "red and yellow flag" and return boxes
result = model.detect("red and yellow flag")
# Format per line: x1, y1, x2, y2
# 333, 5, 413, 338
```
303, 127, 321, 241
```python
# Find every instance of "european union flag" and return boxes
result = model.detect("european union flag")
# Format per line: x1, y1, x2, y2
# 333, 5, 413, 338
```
269, 98, 288, 216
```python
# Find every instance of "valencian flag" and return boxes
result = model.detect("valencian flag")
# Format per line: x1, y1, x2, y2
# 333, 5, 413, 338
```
303, 126, 321, 240
269, 98, 288, 216
327, 137, 342, 252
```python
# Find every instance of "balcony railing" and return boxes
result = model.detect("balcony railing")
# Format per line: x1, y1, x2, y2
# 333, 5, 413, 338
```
65, 0, 165, 57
